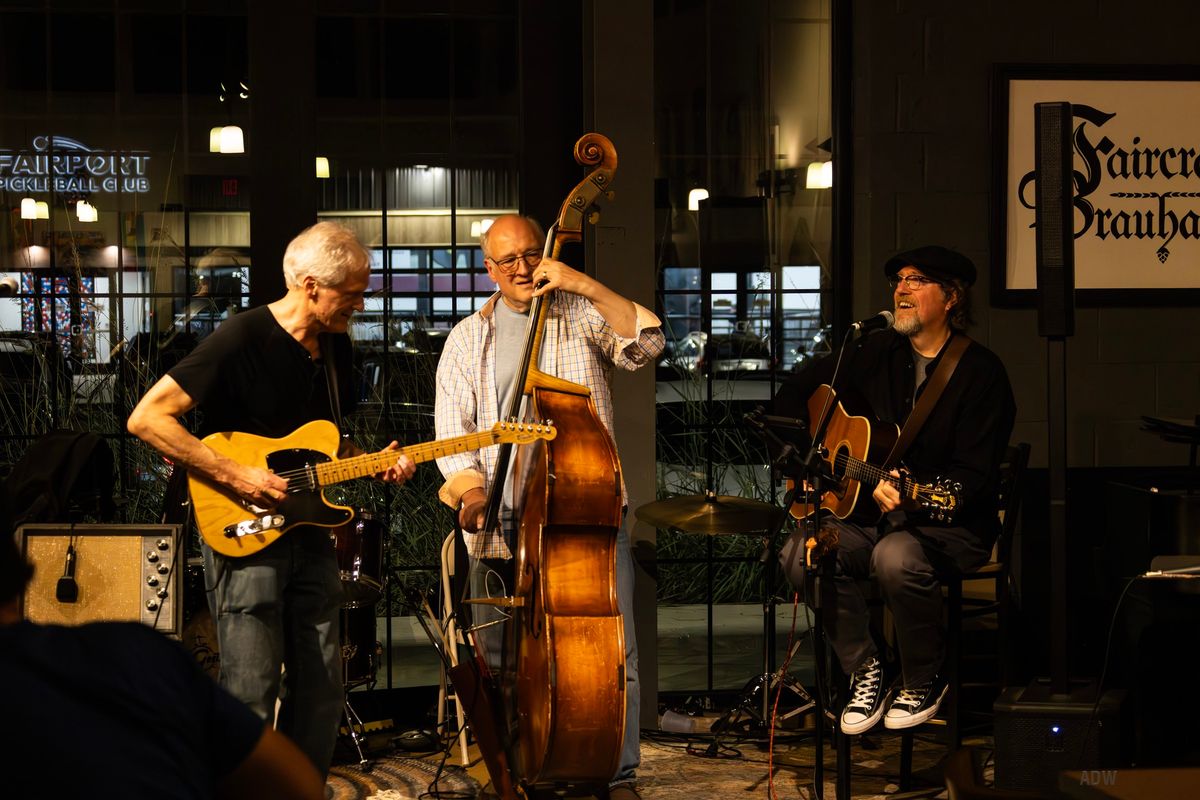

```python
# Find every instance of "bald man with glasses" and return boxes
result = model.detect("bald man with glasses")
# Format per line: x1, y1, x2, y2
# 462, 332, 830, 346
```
433, 214, 664, 800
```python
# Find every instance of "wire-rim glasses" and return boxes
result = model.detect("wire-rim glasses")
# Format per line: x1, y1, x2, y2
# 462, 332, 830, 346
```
889, 274, 943, 290
488, 249, 543, 275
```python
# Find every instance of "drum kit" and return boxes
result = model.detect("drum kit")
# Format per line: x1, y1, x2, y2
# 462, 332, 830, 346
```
634, 491, 825, 740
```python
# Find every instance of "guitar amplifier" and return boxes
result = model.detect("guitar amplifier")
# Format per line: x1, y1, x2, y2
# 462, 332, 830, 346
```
16, 524, 183, 637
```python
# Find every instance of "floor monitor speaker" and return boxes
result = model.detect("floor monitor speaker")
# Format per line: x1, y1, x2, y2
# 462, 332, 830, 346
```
16, 524, 182, 637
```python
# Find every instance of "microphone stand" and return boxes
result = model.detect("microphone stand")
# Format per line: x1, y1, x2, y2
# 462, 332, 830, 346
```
774, 324, 867, 800
744, 409, 839, 799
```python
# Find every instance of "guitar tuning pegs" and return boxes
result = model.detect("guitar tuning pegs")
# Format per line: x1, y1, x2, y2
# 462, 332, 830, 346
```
588, 210, 601, 225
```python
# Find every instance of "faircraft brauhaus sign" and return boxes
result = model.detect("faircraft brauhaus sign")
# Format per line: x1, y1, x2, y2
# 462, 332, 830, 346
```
1005, 77, 1200, 290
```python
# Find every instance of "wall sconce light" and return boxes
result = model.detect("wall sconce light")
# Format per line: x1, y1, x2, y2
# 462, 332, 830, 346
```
35, 201, 49, 219
76, 201, 98, 223
805, 161, 833, 190
219, 125, 245, 154
20, 198, 37, 219
470, 221, 481, 238
315, 156, 330, 179
687, 188, 709, 211
209, 126, 223, 153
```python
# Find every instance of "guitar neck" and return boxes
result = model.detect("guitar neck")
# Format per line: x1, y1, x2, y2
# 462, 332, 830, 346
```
314, 430, 500, 487
834, 453, 918, 499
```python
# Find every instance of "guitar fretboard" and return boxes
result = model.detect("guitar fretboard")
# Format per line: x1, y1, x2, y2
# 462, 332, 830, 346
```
309, 429, 552, 491
833, 452, 918, 499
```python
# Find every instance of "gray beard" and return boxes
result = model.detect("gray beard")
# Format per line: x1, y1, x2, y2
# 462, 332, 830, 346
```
893, 313, 921, 337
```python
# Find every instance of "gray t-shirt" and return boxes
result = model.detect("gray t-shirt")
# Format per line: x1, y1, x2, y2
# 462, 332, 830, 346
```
913, 349, 934, 405
493, 298, 533, 513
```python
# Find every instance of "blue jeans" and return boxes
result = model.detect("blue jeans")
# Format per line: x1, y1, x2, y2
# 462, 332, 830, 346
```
203, 526, 345, 775
467, 513, 640, 786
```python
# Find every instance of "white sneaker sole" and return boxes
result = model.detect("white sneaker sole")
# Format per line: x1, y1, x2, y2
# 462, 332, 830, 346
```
839, 689, 892, 735
883, 684, 948, 730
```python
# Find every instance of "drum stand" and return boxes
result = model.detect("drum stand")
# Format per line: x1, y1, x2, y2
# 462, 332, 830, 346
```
341, 689, 373, 771
701, 527, 823, 755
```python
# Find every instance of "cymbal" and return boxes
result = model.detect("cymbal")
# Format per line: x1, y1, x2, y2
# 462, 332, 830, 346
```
635, 492, 778, 535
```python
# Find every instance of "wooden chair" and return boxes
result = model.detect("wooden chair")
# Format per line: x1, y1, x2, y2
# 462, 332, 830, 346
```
437, 531, 470, 766
896, 442, 1032, 788
834, 443, 1032, 798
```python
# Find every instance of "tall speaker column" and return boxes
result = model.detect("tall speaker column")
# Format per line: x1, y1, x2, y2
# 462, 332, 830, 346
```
994, 101, 1127, 792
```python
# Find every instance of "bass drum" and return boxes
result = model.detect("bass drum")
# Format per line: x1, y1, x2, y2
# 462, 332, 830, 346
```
331, 509, 384, 609
181, 558, 220, 681
340, 603, 380, 689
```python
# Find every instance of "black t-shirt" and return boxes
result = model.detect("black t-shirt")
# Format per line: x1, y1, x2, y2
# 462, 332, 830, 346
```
0, 620, 263, 799
168, 305, 355, 439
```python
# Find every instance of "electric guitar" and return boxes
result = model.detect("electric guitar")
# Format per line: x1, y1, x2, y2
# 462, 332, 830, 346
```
788, 384, 960, 524
189, 418, 557, 557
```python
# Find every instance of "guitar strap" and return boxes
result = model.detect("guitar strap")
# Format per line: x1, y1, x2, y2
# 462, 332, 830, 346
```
882, 332, 971, 471
318, 332, 345, 434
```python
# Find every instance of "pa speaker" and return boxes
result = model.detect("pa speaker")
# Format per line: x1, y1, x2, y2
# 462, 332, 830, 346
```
994, 682, 1127, 792
16, 524, 182, 637
1034, 101, 1076, 337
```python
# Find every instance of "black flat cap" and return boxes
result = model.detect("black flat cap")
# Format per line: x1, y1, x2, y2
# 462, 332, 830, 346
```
884, 245, 976, 287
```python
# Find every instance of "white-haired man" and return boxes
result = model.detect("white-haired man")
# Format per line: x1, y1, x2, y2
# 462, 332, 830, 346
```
129, 221, 415, 776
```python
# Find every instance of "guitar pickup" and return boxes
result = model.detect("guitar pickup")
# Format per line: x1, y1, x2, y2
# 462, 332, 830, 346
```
224, 514, 286, 538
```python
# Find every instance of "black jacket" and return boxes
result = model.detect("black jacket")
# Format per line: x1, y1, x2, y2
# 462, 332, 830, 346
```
775, 330, 1016, 539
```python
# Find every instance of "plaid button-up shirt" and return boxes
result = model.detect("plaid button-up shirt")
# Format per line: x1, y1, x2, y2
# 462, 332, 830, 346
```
434, 290, 665, 558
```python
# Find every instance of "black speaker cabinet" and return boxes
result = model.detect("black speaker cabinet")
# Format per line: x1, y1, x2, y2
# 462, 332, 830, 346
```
994, 682, 1127, 792
1034, 101, 1076, 338
16, 524, 182, 637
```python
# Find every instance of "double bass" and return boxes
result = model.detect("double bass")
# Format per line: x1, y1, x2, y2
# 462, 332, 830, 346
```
455, 133, 626, 797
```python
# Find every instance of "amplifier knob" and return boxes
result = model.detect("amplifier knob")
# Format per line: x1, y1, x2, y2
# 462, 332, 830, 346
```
147, 575, 160, 587
146, 552, 159, 563
146, 600, 159, 611
157, 539, 170, 550
157, 588, 169, 599
157, 564, 169, 575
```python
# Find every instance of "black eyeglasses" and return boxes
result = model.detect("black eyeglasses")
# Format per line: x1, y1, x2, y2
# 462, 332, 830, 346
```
889, 274, 942, 290
488, 249, 543, 274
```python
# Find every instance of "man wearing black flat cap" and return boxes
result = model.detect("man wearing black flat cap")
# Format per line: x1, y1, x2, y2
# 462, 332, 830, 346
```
775, 244, 1015, 736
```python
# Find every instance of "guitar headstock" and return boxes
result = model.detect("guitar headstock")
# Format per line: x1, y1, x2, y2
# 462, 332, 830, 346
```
916, 478, 961, 523
492, 419, 557, 445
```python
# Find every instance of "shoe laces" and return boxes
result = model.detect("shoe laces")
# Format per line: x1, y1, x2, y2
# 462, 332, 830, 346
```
891, 684, 929, 710
847, 658, 881, 709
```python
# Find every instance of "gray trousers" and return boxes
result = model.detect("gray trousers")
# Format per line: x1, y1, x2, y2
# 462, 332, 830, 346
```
780, 510, 991, 689
203, 527, 345, 776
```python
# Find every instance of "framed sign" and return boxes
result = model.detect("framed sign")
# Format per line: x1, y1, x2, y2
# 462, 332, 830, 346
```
991, 64, 1200, 306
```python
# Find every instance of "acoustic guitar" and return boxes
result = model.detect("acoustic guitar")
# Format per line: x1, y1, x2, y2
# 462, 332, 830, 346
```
189, 418, 556, 557
788, 384, 960, 524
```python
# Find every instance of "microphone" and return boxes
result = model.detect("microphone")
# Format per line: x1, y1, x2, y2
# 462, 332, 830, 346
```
56, 544, 79, 603
850, 310, 895, 334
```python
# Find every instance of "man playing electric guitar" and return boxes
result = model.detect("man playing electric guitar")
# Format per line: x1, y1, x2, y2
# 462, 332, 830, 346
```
775, 245, 1015, 736
128, 222, 416, 777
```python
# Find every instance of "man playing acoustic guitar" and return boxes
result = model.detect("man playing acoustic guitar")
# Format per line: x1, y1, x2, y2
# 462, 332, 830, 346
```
775, 246, 1014, 735
128, 222, 416, 776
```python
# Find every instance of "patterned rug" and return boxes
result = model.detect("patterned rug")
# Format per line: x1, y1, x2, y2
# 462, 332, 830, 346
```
329, 755, 481, 800
327, 732, 959, 799
637, 733, 951, 800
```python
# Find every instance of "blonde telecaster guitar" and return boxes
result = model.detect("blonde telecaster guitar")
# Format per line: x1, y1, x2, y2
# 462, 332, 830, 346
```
190, 418, 556, 557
